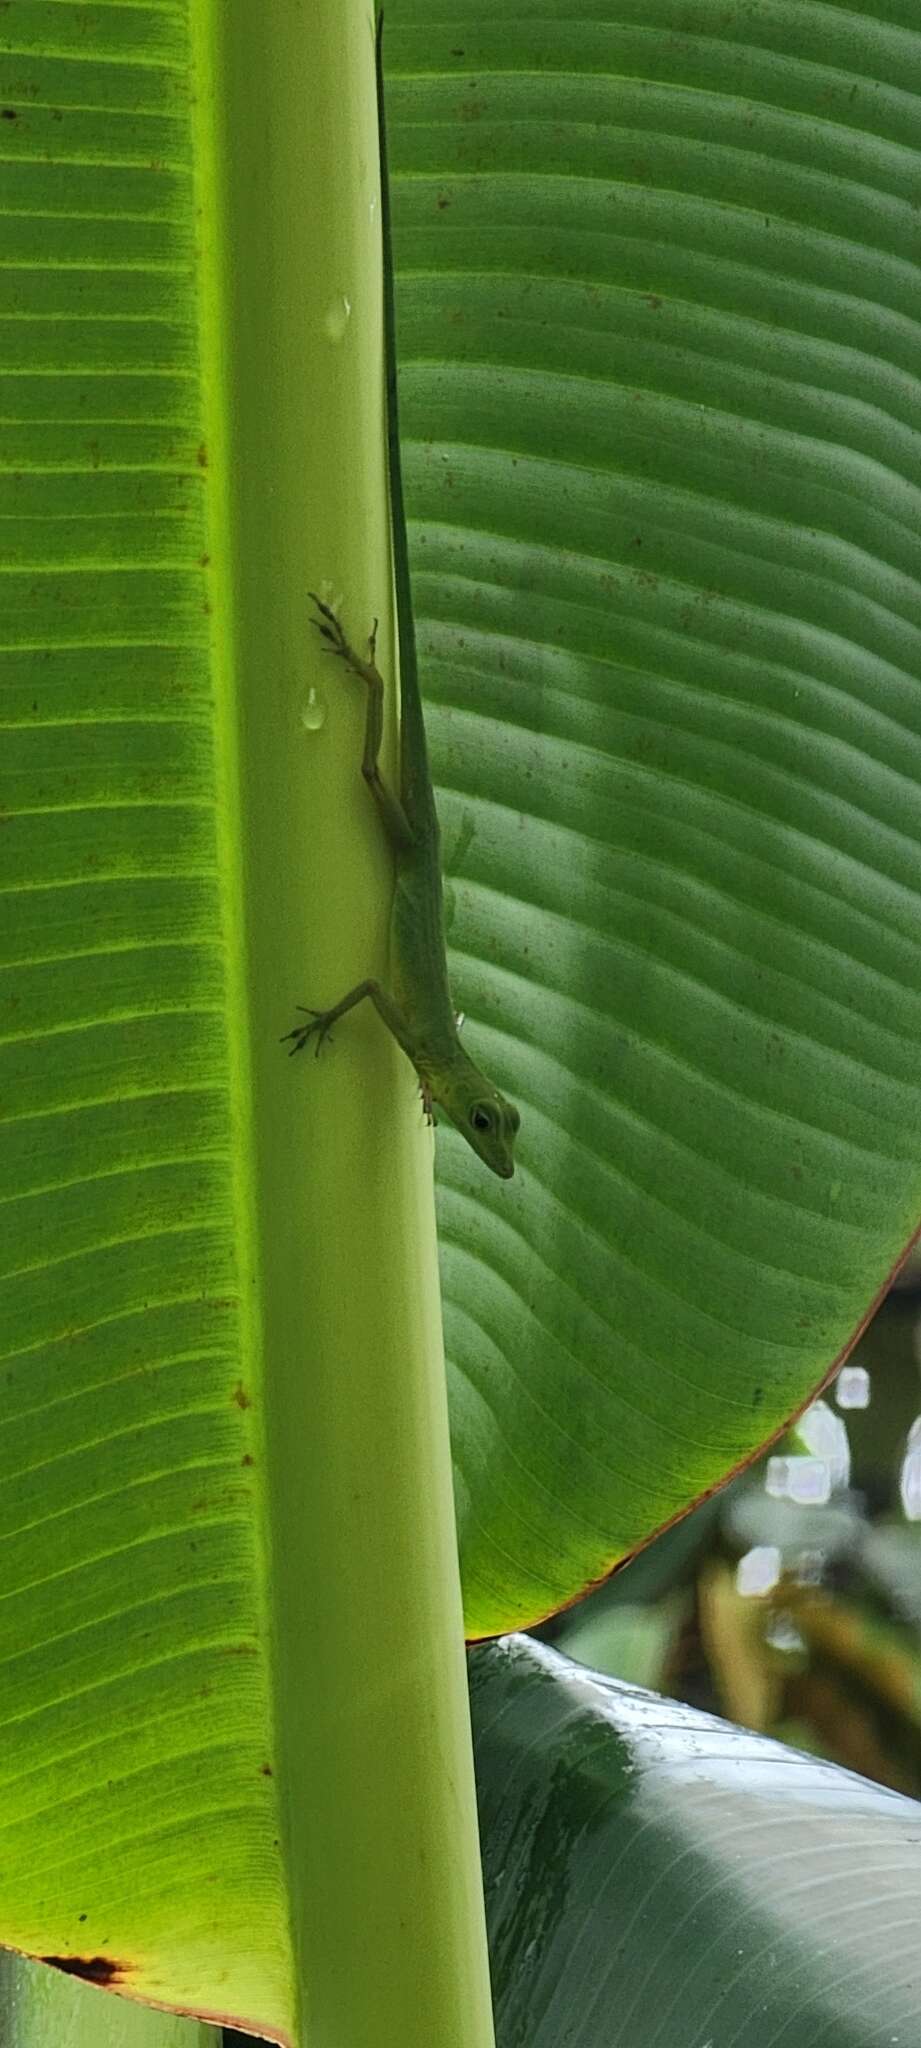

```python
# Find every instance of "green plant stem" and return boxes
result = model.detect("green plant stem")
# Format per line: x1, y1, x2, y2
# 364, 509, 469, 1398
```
203, 3, 496, 2044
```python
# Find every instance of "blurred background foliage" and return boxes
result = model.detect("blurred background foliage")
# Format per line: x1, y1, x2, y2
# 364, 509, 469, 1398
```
534, 1258, 921, 1800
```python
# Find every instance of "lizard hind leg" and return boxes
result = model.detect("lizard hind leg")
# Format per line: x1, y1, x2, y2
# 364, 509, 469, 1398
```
308, 592, 413, 854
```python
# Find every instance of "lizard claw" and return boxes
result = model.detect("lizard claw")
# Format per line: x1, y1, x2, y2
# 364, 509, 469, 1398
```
282, 1006, 333, 1058
309, 592, 378, 671
309, 615, 347, 665
308, 592, 349, 659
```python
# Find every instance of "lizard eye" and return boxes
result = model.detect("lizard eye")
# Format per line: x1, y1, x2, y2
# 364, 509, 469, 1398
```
470, 1104, 494, 1133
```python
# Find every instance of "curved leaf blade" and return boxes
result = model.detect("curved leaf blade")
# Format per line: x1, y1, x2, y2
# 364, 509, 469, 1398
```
385, 1, 921, 1630
472, 1634, 921, 2047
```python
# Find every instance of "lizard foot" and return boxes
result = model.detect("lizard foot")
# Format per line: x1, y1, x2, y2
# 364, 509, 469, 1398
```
281, 1006, 335, 1058
309, 593, 381, 689
309, 592, 350, 661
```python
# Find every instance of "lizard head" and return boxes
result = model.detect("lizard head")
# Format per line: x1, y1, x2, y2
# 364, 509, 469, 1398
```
436, 1060, 521, 1179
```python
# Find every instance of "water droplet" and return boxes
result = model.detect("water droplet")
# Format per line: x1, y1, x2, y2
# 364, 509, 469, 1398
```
796, 1399, 849, 1491
324, 294, 352, 343
736, 1545, 781, 1597
766, 1454, 833, 1505
767, 1613, 805, 1654
835, 1364, 870, 1410
900, 1429, 921, 1520
787, 1456, 833, 1506
765, 1456, 790, 1499
300, 684, 326, 732
794, 1547, 825, 1587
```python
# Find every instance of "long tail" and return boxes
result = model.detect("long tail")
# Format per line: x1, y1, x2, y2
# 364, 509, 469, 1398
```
375, 8, 430, 802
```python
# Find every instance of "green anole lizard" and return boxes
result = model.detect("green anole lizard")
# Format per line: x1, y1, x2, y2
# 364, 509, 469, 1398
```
283, 8, 520, 1179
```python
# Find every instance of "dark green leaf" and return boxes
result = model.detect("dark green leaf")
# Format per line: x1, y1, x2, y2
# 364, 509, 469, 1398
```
472, 1634, 921, 2045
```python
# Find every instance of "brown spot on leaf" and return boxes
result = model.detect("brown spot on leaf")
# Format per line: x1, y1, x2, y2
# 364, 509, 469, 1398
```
232, 1381, 251, 1409
43, 1957, 128, 1987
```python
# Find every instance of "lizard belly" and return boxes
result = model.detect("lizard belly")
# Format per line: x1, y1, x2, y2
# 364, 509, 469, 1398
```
390, 860, 455, 1054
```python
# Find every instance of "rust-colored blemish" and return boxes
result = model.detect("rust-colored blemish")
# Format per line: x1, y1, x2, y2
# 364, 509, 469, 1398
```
232, 1381, 251, 1409
43, 1956, 129, 1987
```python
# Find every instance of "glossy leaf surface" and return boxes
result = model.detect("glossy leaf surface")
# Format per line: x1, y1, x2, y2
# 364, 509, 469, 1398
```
472, 1634, 921, 2046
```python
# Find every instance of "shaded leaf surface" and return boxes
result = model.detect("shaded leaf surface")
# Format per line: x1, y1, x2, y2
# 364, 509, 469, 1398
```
384, 1, 921, 1629
472, 1633, 921, 2047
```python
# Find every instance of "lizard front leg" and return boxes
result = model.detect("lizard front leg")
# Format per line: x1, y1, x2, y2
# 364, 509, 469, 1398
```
283, 976, 419, 1070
